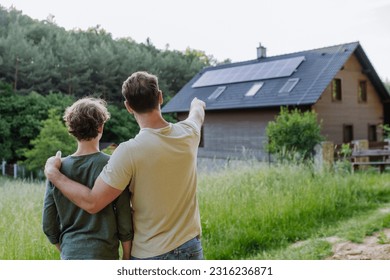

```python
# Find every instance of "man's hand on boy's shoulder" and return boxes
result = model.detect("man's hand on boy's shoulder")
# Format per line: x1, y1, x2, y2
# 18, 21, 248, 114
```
44, 151, 62, 181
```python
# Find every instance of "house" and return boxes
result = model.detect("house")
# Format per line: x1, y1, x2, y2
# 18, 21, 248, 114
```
99, 142, 117, 155
162, 42, 390, 160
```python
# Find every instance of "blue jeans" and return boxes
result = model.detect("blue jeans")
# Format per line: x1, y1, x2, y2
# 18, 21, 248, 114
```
131, 236, 204, 260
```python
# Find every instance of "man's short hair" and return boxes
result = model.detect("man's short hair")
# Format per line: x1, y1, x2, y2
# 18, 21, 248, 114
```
63, 97, 110, 141
122, 71, 160, 113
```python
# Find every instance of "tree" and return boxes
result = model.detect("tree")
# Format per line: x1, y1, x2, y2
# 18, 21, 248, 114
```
0, 118, 11, 160
265, 107, 324, 162
22, 109, 76, 171
54, 32, 92, 96
24, 39, 54, 93
88, 40, 119, 100
0, 82, 12, 160
3, 91, 73, 162
101, 105, 139, 144
0, 21, 36, 91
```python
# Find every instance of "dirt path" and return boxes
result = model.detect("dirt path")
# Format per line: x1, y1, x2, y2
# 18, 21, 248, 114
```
326, 228, 390, 260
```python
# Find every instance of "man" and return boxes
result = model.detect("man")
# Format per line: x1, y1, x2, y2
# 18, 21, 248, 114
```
45, 71, 206, 260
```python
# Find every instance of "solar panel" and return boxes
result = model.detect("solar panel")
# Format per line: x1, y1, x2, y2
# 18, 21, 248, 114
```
192, 56, 305, 88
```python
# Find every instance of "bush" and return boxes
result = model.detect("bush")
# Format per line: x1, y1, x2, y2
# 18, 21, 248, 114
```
382, 124, 390, 140
265, 107, 324, 162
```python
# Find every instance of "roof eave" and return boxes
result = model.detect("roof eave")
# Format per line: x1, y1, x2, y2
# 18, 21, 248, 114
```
162, 101, 316, 114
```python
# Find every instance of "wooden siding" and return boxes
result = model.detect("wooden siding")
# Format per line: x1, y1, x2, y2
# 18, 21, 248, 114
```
312, 54, 384, 144
178, 109, 278, 159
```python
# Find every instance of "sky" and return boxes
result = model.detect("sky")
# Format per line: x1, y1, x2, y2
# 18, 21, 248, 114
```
1, 0, 390, 80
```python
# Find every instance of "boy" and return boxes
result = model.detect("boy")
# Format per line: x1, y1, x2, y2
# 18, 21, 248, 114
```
42, 97, 133, 259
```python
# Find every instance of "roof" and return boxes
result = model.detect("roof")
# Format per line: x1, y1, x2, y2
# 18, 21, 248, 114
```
162, 42, 390, 113
99, 142, 117, 150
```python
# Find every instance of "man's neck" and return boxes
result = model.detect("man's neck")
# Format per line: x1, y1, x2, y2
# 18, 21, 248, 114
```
135, 110, 169, 129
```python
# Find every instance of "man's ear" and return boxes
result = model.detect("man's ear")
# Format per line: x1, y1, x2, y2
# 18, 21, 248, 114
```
124, 100, 134, 114
158, 90, 163, 105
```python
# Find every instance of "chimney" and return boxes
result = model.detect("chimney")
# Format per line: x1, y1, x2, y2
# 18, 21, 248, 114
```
257, 43, 266, 59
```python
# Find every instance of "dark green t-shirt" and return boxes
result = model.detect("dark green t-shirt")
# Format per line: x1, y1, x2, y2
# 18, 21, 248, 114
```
42, 152, 133, 260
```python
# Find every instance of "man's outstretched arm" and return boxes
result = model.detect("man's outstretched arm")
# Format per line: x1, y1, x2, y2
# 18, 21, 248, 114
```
44, 152, 122, 214
188, 97, 206, 128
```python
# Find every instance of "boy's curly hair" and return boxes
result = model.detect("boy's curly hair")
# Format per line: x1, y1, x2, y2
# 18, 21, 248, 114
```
63, 97, 110, 141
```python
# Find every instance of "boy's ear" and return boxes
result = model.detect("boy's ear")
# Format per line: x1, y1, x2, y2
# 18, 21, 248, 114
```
98, 125, 104, 134
124, 100, 134, 114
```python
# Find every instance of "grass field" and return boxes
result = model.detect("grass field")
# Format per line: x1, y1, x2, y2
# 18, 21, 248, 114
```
1, 162, 390, 260
0, 178, 60, 260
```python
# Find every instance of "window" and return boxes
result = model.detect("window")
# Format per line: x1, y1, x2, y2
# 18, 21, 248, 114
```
332, 78, 342, 101
343, 124, 353, 143
245, 82, 264, 97
208, 86, 226, 100
358, 80, 367, 103
368, 124, 377, 142
279, 78, 299, 94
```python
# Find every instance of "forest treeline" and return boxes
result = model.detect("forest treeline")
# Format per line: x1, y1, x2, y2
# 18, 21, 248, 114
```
0, 6, 223, 167
0, 6, 220, 100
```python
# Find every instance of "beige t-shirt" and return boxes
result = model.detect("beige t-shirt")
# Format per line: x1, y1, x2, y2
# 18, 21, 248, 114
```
100, 119, 202, 258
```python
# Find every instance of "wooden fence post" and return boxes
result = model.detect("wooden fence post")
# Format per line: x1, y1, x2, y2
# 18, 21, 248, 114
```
351, 140, 369, 170
351, 139, 369, 151
314, 141, 334, 172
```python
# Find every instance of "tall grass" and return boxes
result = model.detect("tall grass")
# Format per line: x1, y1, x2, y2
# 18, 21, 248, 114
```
1, 163, 390, 260
198, 163, 390, 259
0, 177, 60, 259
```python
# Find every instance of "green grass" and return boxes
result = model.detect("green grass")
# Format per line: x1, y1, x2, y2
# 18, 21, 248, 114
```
0, 177, 60, 260
252, 239, 333, 260
198, 163, 390, 259
1, 162, 390, 260
249, 203, 390, 260
323, 203, 390, 243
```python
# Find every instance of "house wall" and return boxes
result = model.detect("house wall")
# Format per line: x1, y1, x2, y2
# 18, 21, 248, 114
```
178, 108, 278, 160
312, 54, 384, 144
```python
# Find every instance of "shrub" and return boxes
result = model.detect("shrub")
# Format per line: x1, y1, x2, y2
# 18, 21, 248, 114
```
265, 107, 324, 162
382, 124, 390, 140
